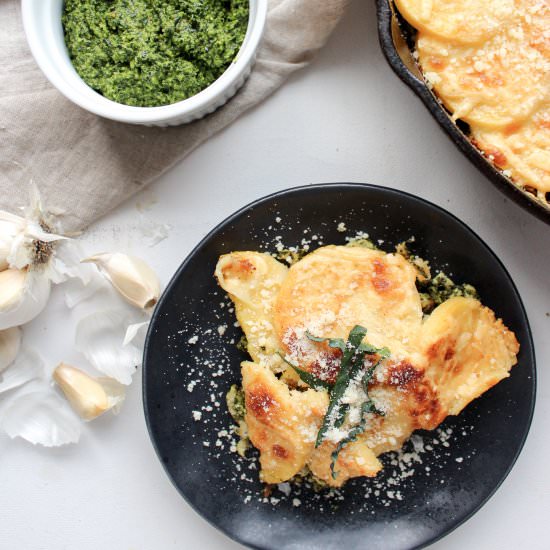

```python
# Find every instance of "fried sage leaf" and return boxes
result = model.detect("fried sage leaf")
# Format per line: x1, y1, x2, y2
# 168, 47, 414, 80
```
314, 326, 369, 447
329, 363, 386, 478
311, 325, 388, 452
278, 353, 332, 391
281, 325, 389, 465
305, 331, 346, 352
330, 400, 372, 479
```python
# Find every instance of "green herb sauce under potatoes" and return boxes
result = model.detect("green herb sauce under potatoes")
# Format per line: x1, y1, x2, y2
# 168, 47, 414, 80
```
63, 0, 249, 107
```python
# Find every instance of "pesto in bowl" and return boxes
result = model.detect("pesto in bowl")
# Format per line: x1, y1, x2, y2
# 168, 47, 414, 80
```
63, 0, 249, 107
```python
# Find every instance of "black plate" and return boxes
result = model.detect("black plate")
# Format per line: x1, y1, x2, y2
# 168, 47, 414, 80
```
143, 183, 535, 550
375, 0, 550, 225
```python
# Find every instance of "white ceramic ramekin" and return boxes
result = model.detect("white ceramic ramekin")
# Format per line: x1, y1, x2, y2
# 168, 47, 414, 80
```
21, 0, 267, 126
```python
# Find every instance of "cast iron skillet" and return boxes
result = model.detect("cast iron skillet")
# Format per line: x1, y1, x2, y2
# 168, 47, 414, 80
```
143, 183, 535, 550
376, 0, 550, 225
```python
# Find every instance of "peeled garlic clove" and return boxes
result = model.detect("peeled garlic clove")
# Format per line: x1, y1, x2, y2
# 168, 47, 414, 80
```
0, 217, 20, 271
0, 326, 22, 372
53, 363, 125, 421
82, 253, 160, 309
0, 239, 10, 271
0, 269, 51, 331
0, 269, 27, 310
53, 363, 107, 421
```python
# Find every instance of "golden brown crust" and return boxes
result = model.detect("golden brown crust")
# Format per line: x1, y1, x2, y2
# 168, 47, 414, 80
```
472, 105, 550, 197
421, 297, 519, 416
308, 440, 382, 485
396, 0, 550, 199
241, 361, 328, 483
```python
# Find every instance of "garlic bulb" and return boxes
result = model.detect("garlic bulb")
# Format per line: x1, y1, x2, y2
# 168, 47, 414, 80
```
0, 187, 78, 331
53, 363, 125, 421
0, 326, 22, 372
0, 268, 51, 331
0, 206, 65, 272
82, 253, 160, 309
0, 269, 26, 310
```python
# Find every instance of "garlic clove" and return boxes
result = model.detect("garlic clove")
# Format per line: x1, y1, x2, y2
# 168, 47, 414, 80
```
0, 326, 22, 372
0, 217, 21, 271
82, 253, 160, 309
0, 269, 27, 311
53, 363, 125, 421
0, 237, 10, 271
53, 363, 107, 421
0, 269, 51, 331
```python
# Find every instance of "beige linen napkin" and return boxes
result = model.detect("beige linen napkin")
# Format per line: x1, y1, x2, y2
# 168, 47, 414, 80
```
0, 0, 348, 232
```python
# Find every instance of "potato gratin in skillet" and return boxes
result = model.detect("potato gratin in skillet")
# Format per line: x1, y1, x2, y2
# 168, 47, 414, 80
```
215, 242, 519, 488
394, 0, 550, 205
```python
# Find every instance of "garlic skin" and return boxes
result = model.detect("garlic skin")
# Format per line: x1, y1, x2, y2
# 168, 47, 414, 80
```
0, 382, 81, 447
48, 240, 93, 285
53, 363, 125, 421
75, 310, 142, 385
0, 268, 51, 331
0, 326, 22, 372
83, 253, 160, 309
123, 321, 149, 347
0, 347, 45, 394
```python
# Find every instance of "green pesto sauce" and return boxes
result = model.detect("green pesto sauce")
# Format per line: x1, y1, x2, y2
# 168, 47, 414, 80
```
226, 384, 246, 423
420, 272, 478, 314
63, 0, 249, 107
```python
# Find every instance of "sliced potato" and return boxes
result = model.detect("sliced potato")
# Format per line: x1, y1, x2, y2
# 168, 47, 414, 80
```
395, 0, 515, 45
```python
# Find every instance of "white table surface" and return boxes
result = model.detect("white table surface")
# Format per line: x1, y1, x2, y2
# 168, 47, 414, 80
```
2, 2, 549, 549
